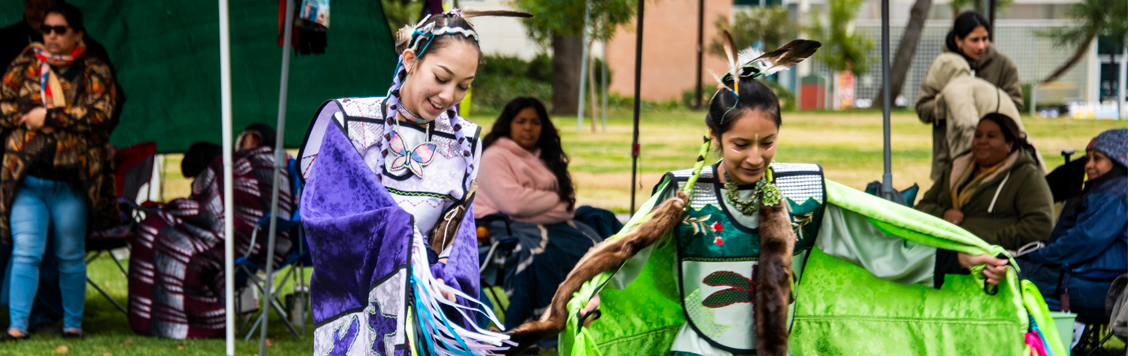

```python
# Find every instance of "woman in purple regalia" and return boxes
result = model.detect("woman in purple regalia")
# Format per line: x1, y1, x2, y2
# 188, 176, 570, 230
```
297, 9, 529, 356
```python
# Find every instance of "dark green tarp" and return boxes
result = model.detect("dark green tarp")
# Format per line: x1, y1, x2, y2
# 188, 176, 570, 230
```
1, 0, 397, 153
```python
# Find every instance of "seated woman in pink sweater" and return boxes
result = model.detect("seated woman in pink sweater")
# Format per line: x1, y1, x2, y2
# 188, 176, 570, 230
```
474, 97, 619, 346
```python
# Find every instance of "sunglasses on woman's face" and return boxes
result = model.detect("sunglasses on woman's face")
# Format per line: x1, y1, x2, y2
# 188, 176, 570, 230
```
40, 25, 70, 35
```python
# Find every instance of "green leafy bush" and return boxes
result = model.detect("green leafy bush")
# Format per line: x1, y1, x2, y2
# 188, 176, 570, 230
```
472, 54, 554, 114
472, 53, 615, 114
764, 80, 796, 111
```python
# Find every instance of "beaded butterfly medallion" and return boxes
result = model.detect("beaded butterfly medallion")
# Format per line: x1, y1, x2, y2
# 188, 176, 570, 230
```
388, 128, 437, 178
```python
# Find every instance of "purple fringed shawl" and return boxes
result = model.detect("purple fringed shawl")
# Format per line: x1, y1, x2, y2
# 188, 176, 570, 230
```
301, 111, 482, 355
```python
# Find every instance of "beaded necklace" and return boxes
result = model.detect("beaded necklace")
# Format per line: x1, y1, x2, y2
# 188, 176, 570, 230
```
721, 166, 782, 215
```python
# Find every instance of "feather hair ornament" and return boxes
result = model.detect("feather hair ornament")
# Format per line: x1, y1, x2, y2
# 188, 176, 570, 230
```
740, 39, 822, 77
720, 30, 740, 96
706, 69, 733, 93
459, 9, 534, 18
395, 24, 415, 54
710, 34, 821, 125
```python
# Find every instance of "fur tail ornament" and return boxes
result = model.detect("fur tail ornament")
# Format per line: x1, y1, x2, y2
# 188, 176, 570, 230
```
754, 200, 796, 356
504, 191, 690, 355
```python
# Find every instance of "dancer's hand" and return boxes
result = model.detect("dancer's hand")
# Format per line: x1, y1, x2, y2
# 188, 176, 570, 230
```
435, 279, 457, 303
580, 295, 601, 327
942, 209, 964, 224
958, 253, 1008, 285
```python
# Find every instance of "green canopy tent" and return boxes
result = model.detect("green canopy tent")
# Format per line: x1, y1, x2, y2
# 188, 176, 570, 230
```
1, 0, 399, 153
2, 1, 396, 354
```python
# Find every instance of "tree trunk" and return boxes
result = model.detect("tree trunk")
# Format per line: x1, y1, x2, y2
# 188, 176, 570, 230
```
988, 0, 996, 41
552, 33, 584, 115
1041, 28, 1099, 84
588, 40, 598, 133
874, 0, 932, 107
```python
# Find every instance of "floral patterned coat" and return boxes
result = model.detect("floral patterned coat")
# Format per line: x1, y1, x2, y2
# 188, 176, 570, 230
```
0, 49, 119, 244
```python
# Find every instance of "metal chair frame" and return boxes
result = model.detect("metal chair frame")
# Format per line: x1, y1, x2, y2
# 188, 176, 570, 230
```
234, 159, 310, 341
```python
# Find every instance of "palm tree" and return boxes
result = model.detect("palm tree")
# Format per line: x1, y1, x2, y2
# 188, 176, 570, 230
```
708, 6, 798, 59
807, 0, 873, 77
1038, 0, 1128, 83
873, 0, 1021, 107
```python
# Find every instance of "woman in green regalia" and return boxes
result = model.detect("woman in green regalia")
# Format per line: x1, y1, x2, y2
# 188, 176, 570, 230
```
504, 37, 1069, 356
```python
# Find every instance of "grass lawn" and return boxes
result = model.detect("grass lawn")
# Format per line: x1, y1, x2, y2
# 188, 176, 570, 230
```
0, 255, 317, 355
1, 109, 1121, 355
155, 108, 1125, 213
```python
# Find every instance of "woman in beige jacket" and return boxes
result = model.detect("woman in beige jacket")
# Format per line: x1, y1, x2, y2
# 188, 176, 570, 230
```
916, 52, 1024, 180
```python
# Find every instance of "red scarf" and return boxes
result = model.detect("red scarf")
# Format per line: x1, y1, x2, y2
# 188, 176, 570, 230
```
26, 42, 86, 108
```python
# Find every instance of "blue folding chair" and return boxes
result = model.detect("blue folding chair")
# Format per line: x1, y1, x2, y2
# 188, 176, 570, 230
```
234, 158, 311, 340
476, 213, 520, 326
1047, 267, 1125, 355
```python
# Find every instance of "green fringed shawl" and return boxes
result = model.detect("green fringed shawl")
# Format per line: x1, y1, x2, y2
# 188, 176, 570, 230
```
558, 179, 1065, 356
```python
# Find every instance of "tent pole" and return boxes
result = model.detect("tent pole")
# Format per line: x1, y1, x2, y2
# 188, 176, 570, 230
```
880, 0, 893, 198
219, 0, 235, 354
629, 0, 644, 217
259, 0, 296, 354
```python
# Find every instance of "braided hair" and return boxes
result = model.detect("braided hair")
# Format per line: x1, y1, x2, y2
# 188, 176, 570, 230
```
378, 11, 482, 190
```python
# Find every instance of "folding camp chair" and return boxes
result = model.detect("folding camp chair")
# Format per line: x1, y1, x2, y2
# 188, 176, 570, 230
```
864, 181, 919, 207
1046, 149, 1088, 203
85, 142, 159, 315
476, 214, 520, 316
1047, 268, 1125, 356
1035, 148, 1126, 355
234, 158, 311, 340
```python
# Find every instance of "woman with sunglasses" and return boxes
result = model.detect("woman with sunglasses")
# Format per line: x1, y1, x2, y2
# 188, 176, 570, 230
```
0, 3, 119, 341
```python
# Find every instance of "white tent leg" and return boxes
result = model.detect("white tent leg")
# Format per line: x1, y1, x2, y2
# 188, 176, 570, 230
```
219, 0, 235, 354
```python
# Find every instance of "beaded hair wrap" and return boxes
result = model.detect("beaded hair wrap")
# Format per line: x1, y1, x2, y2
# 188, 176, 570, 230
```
378, 9, 531, 190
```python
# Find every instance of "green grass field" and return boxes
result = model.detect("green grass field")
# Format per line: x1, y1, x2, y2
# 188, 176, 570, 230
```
155, 108, 1124, 213
0, 109, 1122, 355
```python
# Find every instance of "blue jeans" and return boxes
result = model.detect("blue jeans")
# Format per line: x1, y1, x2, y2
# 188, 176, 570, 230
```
8, 176, 87, 332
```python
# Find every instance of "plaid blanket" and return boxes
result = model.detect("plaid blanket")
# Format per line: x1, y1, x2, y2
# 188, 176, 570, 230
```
126, 146, 292, 339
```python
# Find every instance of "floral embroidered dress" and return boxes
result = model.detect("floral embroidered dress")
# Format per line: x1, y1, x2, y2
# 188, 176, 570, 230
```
558, 162, 1068, 356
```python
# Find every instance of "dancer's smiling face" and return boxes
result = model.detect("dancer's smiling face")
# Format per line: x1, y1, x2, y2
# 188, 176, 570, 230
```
713, 109, 778, 186
400, 39, 479, 123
